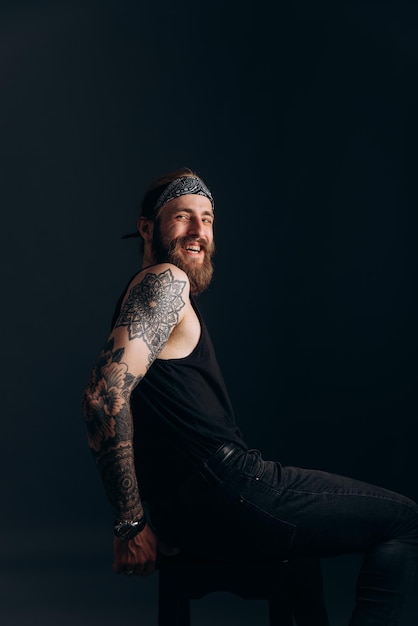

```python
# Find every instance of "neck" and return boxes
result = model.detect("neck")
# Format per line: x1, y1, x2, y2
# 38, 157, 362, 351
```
141, 247, 154, 268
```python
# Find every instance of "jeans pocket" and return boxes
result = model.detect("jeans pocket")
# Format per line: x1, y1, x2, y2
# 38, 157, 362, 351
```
176, 475, 296, 560
220, 480, 296, 560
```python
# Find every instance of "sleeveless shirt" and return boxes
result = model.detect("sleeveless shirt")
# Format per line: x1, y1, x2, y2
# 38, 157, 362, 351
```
111, 270, 247, 500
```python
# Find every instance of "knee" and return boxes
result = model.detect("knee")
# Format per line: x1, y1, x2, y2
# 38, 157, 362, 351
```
397, 496, 418, 546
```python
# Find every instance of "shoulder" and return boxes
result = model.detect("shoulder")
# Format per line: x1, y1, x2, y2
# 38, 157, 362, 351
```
119, 264, 191, 323
129, 263, 190, 293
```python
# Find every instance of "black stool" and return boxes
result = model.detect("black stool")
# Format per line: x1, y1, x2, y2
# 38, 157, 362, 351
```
157, 553, 330, 626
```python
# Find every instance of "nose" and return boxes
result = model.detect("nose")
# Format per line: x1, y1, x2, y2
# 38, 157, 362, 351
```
187, 216, 205, 238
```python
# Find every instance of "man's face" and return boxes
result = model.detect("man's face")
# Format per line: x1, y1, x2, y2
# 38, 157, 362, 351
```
151, 194, 215, 295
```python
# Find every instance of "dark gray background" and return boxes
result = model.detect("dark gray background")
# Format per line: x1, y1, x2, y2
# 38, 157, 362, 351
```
1, 1, 417, 624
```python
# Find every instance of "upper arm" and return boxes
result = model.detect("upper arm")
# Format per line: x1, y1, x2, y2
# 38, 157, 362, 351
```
82, 264, 189, 455
108, 264, 189, 382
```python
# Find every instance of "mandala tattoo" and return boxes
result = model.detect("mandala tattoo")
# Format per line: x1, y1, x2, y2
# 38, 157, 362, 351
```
115, 269, 186, 361
97, 442, 143, 520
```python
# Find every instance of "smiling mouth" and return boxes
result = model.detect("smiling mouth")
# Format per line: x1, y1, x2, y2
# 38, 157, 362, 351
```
183, 244, 202, 255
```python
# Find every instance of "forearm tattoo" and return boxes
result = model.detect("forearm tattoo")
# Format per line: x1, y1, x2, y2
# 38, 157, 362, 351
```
82, 269, 186, 520
82, 339, 144, 520
114, 268, 186, 364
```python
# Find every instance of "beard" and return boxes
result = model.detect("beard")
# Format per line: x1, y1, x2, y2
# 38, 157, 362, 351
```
151, 222, 215, 295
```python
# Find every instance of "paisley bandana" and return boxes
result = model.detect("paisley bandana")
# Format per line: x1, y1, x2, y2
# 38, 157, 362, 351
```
153, 176, 214, 214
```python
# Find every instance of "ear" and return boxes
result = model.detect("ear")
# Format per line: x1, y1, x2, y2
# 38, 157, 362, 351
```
137, 217, 154, 241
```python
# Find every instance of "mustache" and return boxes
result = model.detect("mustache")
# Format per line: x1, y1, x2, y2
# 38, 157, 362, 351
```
170, 236, 211, 254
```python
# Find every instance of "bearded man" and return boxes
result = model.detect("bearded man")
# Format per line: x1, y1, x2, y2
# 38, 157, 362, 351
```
82, 167, 418, 625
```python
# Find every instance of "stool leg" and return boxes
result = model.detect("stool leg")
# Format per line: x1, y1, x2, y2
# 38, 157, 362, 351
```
268, 596, 294, 626
158, 569, 191, 626
289, 559, 330, 626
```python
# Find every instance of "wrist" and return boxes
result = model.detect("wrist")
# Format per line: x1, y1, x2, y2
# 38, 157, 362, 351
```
114, 516, 146, 541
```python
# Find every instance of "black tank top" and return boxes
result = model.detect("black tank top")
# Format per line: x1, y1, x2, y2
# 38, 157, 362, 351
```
111, 271, 247, 500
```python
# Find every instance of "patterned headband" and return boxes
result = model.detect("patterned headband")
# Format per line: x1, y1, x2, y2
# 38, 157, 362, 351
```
153, 176, 214, 214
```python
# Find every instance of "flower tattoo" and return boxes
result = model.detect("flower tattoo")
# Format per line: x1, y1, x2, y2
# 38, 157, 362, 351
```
83, 339, 137, 453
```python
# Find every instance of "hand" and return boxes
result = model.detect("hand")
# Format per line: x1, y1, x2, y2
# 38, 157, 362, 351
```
112, 523, 179, 576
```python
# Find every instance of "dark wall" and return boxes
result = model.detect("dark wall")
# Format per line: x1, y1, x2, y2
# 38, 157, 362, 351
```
1, 1, 417, 621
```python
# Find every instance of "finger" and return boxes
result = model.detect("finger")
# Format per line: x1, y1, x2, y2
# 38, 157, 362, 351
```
135, 561, 156, 576
125, 567, 136, 576
113, 558, 137, 575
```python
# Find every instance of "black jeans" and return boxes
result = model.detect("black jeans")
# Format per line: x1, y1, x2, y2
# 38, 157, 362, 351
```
150, 443, 418, 625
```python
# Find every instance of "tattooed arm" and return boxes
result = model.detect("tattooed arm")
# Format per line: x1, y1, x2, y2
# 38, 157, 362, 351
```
82, 265, 188, 575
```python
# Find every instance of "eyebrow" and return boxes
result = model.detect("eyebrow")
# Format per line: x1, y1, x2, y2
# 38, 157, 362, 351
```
171, 207, 214, 218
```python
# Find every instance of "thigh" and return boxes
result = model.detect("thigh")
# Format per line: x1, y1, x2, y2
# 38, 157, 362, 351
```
149, 449, 418, 562
152, 449, 294, 560
275, 465, 418, 558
